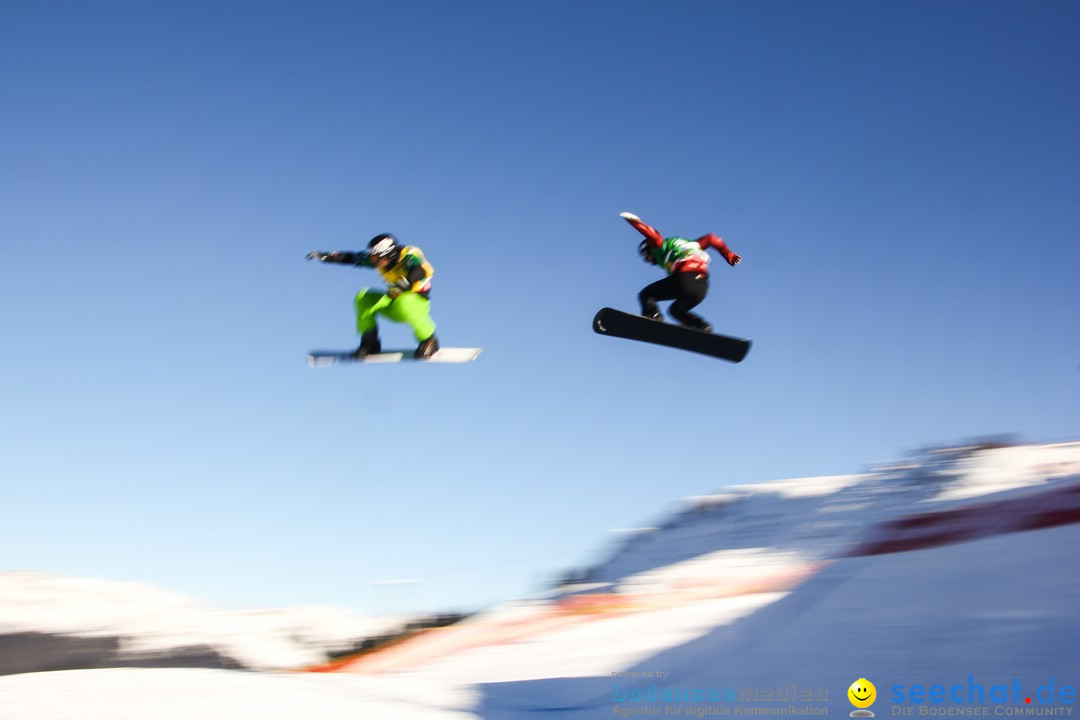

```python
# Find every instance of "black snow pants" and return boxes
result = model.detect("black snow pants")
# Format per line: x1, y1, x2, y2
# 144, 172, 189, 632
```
638, 272, 710, 326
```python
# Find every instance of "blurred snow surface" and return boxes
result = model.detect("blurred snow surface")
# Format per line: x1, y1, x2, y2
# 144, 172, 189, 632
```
2, 441, 1078, 719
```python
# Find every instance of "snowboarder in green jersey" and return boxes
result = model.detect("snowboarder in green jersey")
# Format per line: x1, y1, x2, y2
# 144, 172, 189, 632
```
308, 233, 440, 359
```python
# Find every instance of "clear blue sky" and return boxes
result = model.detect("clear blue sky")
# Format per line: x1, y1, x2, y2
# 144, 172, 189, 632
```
2, 0, 1078, 615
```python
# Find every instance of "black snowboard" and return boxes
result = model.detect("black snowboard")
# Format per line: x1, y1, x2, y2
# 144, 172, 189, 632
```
592, 307, 751, 363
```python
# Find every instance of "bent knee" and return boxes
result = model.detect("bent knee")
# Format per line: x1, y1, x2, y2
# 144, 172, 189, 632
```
354, 287, 384, 305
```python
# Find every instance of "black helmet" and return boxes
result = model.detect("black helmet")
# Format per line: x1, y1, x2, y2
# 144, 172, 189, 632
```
639, 240, 656, 265
368, 233, 399, 261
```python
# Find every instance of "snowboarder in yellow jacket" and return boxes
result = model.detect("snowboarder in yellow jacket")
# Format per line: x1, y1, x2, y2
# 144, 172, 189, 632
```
308, 233, 439, 359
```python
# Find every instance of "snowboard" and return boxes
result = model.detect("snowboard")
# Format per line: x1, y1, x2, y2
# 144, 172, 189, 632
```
592, 307, 751, 363
307, 347, 482, 367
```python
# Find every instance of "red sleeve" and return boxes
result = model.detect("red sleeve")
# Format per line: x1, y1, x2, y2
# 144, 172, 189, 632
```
624, 216, 664, 249
696, 234, 736, 264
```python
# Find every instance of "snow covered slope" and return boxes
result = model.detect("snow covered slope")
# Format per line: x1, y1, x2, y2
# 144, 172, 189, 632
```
0, 573, 405, 673
577, 441, 1080, 591
475, 520, 1080, 718
2, 440, 1078, 719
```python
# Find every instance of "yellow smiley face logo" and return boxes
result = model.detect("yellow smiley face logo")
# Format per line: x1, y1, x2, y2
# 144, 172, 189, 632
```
848, 679, 876, 708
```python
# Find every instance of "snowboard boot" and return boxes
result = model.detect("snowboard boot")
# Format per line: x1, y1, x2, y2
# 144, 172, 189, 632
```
677, 313, 713, 334
352, 330, 382, 359
639, 300, 663, 322
415, 334, 440, 359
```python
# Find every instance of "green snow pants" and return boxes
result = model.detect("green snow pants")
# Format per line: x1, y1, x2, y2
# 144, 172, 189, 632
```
354, 289, 436, 342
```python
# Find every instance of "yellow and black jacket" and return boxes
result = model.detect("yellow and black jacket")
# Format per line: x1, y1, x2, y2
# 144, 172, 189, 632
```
319, 246, 434, 298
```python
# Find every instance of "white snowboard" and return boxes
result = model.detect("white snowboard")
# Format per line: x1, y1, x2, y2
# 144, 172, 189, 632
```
306, 348, 482, 367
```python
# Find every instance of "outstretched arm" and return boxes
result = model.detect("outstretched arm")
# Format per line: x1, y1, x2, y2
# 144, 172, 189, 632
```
619, 211, 664, 250
306, 250, 373, 267
696, 234, 741, 266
